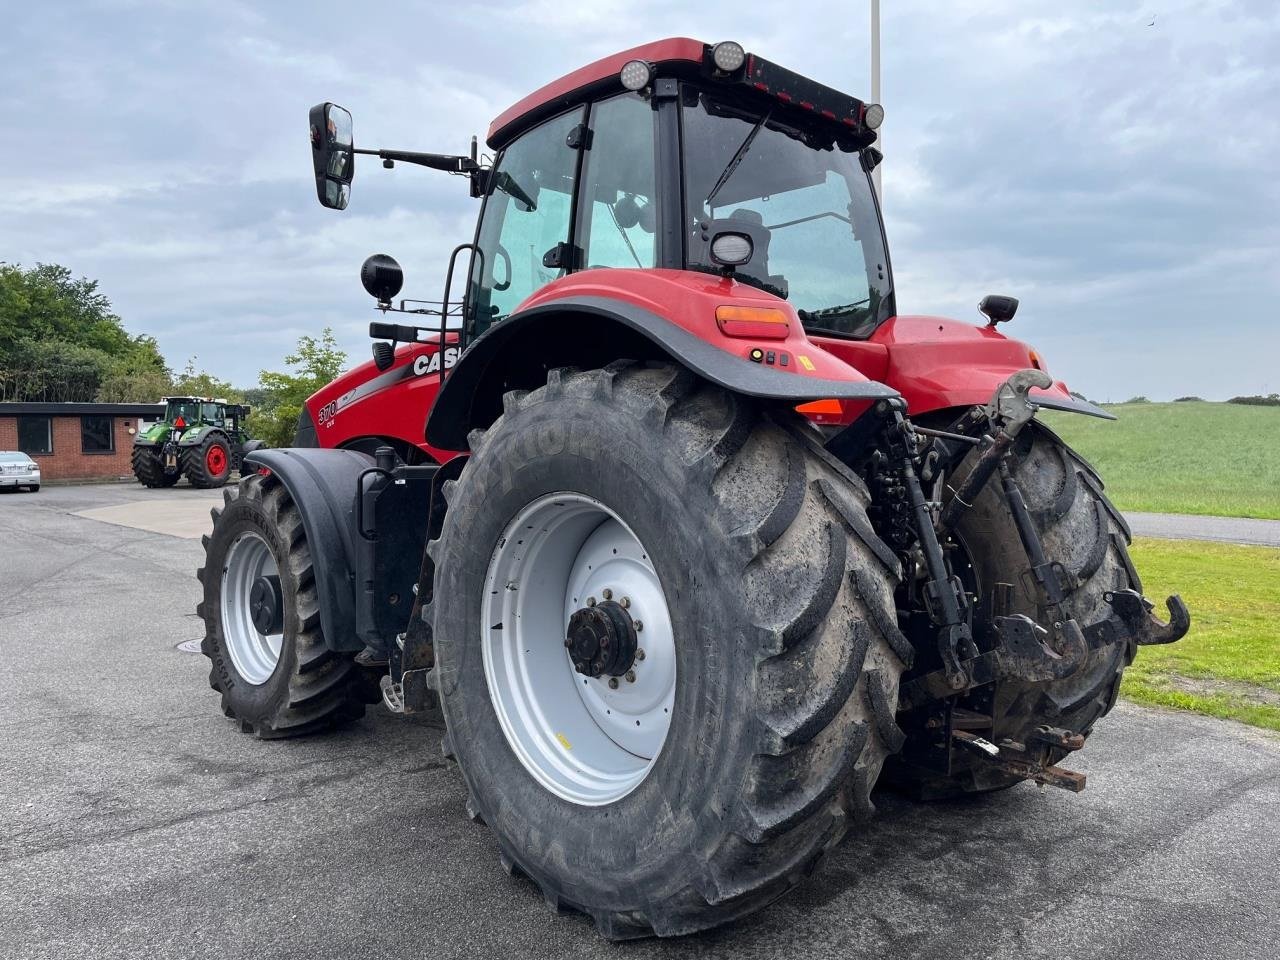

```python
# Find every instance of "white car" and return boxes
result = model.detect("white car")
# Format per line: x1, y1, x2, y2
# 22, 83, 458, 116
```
0, 452, 40, 492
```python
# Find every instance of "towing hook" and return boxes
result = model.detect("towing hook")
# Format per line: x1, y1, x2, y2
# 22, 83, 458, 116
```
1105, 589, 1191, 646
985, 367, 1053, 437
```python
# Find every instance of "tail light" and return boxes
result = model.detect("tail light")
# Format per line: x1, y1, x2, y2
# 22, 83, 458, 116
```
716, 305, 789, 340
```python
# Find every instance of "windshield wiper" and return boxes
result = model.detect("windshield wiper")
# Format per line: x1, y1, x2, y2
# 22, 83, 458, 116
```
704, 109, 771, 210
798, 299, 871, 323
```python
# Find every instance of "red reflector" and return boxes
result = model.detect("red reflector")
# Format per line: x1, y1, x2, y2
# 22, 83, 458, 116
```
796, 399, 843, 416
174, 416, 185, 428
799, 101, 814, 111
257, 467, 273, 477
842, 117, 857, 127
753, 81, 769, 92
777, 91, 792, 103
716, 305, 789, 340
821, 109, 836, 120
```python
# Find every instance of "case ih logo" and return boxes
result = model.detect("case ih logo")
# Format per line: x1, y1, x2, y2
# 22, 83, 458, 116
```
413, 347, 460, 377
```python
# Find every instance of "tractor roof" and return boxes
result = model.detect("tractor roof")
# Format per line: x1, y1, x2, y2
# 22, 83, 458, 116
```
163, 395, 231, 404
486, 37, 877, 152
488, 38, 703, 148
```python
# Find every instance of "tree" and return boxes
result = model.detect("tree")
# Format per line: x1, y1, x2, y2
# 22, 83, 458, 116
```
173, 356, 241, 401
0, 262, 169, 401
251, 328, 348, 446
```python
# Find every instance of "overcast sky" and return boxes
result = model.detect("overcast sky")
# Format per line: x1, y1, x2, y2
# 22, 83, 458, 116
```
4, 1, 1277, 400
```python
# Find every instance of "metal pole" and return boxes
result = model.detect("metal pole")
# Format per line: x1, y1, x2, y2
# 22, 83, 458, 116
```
871, 0, 882, 200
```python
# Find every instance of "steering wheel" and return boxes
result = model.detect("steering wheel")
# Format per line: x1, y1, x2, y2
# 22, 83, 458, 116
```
493, 243, 512, 292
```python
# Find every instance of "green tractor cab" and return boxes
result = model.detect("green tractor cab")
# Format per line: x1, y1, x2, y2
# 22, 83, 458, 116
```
131, 396, 264, 489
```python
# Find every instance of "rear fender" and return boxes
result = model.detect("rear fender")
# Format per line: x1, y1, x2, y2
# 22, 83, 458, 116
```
813, 316, 1114, 421
427, 270, 898, 450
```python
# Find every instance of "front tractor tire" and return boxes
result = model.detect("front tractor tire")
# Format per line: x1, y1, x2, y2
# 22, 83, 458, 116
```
184, 433, 234, 488
430, 362, 910, 938
131, 447, 179, 488
197, 473, 374, 737
891, 425, 1139, 798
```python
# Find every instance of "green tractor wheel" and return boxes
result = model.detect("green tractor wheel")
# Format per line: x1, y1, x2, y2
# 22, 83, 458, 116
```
183, 433, 235, 488
132, 447, 180, 488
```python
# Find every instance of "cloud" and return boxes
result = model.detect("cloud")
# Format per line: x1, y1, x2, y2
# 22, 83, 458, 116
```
1, 0, 1276, 400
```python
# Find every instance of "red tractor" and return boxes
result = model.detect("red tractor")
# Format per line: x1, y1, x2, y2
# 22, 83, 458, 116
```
199, 38, 1189, 938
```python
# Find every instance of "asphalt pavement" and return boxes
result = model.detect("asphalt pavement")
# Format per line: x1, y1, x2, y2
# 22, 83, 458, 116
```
2, 483, 1279, 960
1125, 511, 1280, 547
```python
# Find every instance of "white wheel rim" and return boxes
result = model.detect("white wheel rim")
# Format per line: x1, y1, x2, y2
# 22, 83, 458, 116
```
220, 531, 283, 685
482, 492, 676, 806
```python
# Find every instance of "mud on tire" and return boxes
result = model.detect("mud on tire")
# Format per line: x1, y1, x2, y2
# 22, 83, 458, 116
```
198, 473, 375, 738
429, 361, 912, 938
889, 423, 1138, 797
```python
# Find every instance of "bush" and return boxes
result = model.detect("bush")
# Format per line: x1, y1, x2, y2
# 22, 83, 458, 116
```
1227, 394, 1280, 407
1174, 396, 1205, 402
1124, 395, 1152, 404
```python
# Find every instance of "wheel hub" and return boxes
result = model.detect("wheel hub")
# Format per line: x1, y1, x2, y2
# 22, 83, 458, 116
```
566, 600, 638, 678
249, 574, 283, 636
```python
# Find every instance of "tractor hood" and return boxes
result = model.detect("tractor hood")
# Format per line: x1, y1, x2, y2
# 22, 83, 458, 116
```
136, 422, 176, 444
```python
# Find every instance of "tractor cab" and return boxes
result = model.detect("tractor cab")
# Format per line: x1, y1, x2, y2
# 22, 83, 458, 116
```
308, 38, 890, 355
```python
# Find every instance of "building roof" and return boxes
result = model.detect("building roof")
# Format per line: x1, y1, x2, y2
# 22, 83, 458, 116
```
0, 402, 166, 417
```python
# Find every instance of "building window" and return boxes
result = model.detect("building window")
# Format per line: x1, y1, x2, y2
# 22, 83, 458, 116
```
17, 416, 52, 455
81, 415, 115, 454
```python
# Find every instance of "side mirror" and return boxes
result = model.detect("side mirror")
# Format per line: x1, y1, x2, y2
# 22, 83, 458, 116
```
309, 102, 355, 209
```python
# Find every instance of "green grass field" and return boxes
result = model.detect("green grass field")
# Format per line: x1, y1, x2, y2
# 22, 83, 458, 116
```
1040, 401, 1280, 520
1124, 538, 1280, 731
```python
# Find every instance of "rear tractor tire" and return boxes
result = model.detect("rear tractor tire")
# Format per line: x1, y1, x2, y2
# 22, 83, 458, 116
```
131, 447, 179, 488
197, 473, 376, 737
889, 424, 1138, 798
430, 362, 911, 938
184, 434, 234, 488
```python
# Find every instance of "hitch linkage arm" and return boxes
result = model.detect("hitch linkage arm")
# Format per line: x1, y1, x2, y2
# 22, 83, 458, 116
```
882, 401, 977, 692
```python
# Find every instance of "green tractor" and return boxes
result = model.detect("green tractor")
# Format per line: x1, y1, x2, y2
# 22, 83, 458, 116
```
131, 397, 263, 489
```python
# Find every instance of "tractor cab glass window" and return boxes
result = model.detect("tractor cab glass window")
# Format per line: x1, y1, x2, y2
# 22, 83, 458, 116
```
469, 108, 584, 338
577, 93, 657, 270
169, 401, 198, 423
202, 403, 223, 426
681, 89, 892, 339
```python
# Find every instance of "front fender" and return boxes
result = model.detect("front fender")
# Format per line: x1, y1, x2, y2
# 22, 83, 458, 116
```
427, 270, 898, 450
243, 448, 373, 652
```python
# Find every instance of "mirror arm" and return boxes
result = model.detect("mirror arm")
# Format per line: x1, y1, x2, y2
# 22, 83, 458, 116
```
352, 147, 480, 174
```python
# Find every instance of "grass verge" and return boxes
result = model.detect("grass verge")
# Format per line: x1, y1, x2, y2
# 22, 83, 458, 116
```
1123, 538, 1280, 731
1041, 401, 1280, 519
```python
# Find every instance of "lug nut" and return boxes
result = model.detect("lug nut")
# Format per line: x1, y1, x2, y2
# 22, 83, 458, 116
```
586, 596, 596, 607
625, 671, 636, 683
634, 620, 643, 632
602, 588, 613, 600
636, 649, 646, 661
619, 596, 630, 609
608, 677, 619, 689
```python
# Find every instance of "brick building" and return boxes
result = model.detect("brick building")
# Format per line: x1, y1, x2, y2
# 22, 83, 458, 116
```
0, 402, 165, 482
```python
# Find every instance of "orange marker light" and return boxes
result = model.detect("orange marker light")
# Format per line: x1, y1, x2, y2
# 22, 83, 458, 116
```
716, 305, 789, 340
796, 399, 843, 416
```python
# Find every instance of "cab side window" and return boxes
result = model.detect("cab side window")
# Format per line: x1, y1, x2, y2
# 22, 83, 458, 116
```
578, 93, 657, 270
469, 108, 584, 337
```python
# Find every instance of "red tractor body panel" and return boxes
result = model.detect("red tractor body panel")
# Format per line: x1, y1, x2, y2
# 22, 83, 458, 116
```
304, 277, 1076, 456
305, 335, 461, 464
806, 315, 1076, 426
517, 268, 885, 386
